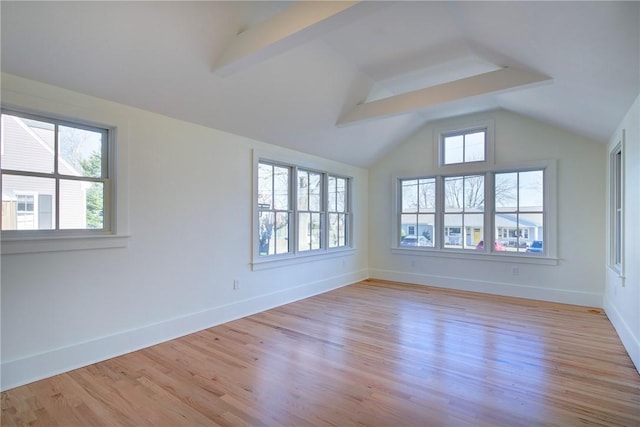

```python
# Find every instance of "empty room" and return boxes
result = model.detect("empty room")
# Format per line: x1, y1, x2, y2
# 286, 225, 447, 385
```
1, 1, 639, 426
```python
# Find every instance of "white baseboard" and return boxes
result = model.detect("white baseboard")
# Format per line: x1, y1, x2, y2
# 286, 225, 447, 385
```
369, 268, 603, 308
603, 295, 640, 374
1, 269, 368, 391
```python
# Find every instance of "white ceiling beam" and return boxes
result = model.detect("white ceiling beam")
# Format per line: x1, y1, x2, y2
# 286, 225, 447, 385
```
337, 67, 552, 126
213, 1, 364, 76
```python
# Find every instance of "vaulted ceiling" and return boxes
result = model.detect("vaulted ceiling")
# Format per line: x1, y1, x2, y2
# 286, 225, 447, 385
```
2, 1, 638, 167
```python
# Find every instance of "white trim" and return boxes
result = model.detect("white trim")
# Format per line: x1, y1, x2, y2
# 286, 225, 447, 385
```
604, 294, 640, 374
370, 268, 602, 307
0, 269, 367, 391
1, 233, 129, 254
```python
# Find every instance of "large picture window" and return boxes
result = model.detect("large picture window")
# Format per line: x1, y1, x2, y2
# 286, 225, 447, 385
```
256, 159, 351, 262
397, 166, 549, 258
1, 110, 112, 234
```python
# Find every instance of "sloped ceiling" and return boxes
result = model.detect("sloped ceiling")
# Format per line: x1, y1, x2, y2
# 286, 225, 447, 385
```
1, 1, 638, 167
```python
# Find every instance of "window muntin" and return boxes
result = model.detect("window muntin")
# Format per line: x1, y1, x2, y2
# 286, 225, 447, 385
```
444, 175, 484, 250
400, 178, 435, 247
495, 170, 544, 253
1, 111, 110, 233
442, 128, 486, 165
257, 160, 351, 259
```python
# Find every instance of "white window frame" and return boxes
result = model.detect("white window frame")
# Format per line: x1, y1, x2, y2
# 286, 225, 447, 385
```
609, 134, 624, 274
435, 119, 495, 170
1, 106, 128, 254
252, 150, 354, 270
392, 159, 557, 265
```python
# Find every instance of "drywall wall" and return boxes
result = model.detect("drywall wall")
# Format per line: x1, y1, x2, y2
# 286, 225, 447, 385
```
0, 74, 369, 390
604, 94, 640, 373
368, 110, 606, 306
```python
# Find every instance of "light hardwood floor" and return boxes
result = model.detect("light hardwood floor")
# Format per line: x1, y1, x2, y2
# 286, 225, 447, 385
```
2, 279, 640, 426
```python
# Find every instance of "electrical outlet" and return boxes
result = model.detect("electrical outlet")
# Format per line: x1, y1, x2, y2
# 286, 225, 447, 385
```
511, 266, 519, 276
233, 279, 240, 290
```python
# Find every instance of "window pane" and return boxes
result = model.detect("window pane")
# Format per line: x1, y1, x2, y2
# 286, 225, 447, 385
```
464, 131, 485, 162
464, 175, 484, 210
444, 176, 464, 212
59, 125, 105, 178
59, 179, 104, 229
274, 212, 290, 254
402, 180, 418, 213
273, 166, 289, 210
1, 174, 56, 230
309, 172, 321, 212
329, 213, 347, 248
443, 134, 463, 165
258, 163, 273, 209
258, 211, 274, 256
328, 176, 337, 212
297, 170, 309, 211
495, 172, 518, 212
1, 114, 55, 174
417, 213, 434, 246
465, 214, 484, 248
418, 179, 435, 212
298, 212, 321, 251
335, 177, 346, 212
519, 170, 543, 211
444, 215, 463, 248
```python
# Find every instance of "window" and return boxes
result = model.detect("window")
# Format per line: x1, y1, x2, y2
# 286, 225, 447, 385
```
400, 178, 435, 247
396, 166, 550, 258
1, 110, 112, 234
441, 128, 486, 165
444, 174, 484, 249
256, 159, 351, 262
610, 142, 623, 270
495, 170, 544, 253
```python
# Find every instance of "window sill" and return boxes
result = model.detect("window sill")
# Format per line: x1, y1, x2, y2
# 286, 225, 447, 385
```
391, 247, 558, 266
252, 247, 355, 271
1, 233, 130, 255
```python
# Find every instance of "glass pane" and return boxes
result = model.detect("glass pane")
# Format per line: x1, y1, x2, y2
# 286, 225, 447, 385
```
400, 214, 418, 244
258, 211, 274, 256
274, 212, 290, 254
402, 180, 418, 213
464, 131, 485, 162
297, 170, 309, 211
258, 163, 273, 209
444, 214, 463, 248
464, 175, 484, 210
58, 125, 104, 178
464, 214, 484, 249
495, 172, 517, 212
1, 174, 56, 230
328, 176, 337, 212
521, 213, 543, 254
443, 134, 463, 164
298, 212, 321, 251
309, 172, 321, 212
519, 170, 544, 211
329, 213, 347, 248
416, 213, 434, 247
418, 179, 435, 212
336, 177, 346, 213
1, 114, 54, 174
59, 179, 104, 229
444, 176, 464, 212
273, 166, 289, 210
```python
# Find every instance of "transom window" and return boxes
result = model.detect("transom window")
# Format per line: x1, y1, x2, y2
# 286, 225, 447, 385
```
441, 128, 486, 165
1, 110, 112, 234
256, 159, 351, 260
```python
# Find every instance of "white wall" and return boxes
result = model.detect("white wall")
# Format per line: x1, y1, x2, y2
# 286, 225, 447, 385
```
604, 94, 640, 373
0, 74, 369, 390
368, 110, 606, 306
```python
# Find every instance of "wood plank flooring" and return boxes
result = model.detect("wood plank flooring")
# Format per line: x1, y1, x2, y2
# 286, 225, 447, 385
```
2, 279, 639, 426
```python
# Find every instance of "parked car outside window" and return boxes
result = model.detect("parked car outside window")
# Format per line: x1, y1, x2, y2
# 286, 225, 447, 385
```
401, 235, 430, 247
526, 240, 543, 253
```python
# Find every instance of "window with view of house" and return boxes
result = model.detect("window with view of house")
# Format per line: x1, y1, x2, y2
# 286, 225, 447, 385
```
1, 110, 112, 234
256, 159, 351, 263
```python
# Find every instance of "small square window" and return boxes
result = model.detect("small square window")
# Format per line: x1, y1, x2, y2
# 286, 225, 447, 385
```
442, 129, 486, 165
